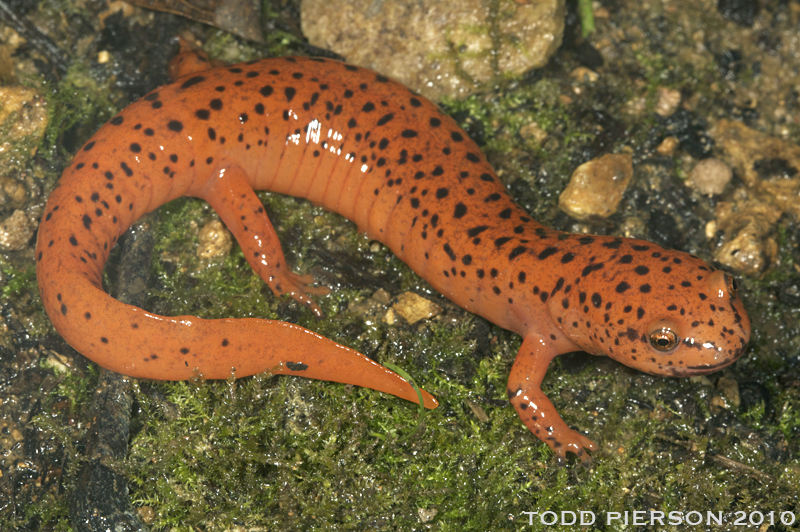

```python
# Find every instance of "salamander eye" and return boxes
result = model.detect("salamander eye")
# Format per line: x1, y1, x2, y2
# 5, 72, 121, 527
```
649, 327, 679, 352
726, 274, 738, 294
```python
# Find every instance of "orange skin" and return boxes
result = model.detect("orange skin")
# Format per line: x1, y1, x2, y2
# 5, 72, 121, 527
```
35, 54, 751, 465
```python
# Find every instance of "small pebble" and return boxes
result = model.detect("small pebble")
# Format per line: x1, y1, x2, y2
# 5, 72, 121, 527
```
690, 158, 732, 196
0, 210, 34, 250
655, 87, 681, 117
391, 292, 441, 325
656, 136, 679, 156
559, 153, 633, 220
197, 219, 232, 259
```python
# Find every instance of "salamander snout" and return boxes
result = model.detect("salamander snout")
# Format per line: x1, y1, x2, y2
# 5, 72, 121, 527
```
645, 270, 750, 376
604, 266, 750, 377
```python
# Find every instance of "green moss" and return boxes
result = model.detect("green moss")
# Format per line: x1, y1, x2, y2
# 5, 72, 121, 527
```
6, 0, 798, 528
42, 63, 117, 159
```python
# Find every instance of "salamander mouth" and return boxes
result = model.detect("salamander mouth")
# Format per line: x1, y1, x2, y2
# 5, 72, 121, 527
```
685, 359, 736, 373
679, 345, 747, 375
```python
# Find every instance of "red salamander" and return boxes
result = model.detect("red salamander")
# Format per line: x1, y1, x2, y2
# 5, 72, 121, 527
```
35, 54, 751, 464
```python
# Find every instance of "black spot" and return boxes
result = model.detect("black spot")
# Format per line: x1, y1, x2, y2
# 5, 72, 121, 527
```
167, 120, 183, 132
466, 152, 480, 163
181, 76, 205, 89
561, 252, 575, 263
430, 117, 441, 127
260, 85, 274, 97
591, 293, 602, 308
83, 141, 95, 151
467, 226, 488, 237
208, 128, 216, 140
453, 203, 467, 218
637, 307, 645, 319
443, 243, 456, 261
436, 188, 449, 199
640, 284, 652, 293
110, 116, 124, 125
144, 128, 154, 136
581, 263, 604, 276
495, 237, 511, 247
120, 162, 133, 176
538, 247, 558, 260
362, 102, 376, 112
484, 193, 501, 202
635, 265, 650, 275
509, 246, 527, 260
615, 281, 631, 293
285, 87, 296, 102
377, 113, 394, 126
432, 166, 444, 176
82, 214, 92, 229
129, 143, 141, 153
619, 254, 633, 264
410, 97, 422, 107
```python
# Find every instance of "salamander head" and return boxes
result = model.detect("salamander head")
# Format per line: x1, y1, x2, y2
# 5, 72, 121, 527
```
560, 246, 750, 377
613, 267, 748, 376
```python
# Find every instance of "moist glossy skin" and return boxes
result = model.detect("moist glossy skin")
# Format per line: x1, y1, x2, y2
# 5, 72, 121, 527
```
35, 54, 751, 465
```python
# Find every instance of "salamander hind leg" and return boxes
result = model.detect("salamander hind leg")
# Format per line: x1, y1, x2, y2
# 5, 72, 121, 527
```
508, 335, 598, 466
197, 164, 329, 317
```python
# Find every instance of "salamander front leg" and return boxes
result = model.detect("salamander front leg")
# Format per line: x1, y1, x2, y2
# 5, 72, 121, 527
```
507, 335, 597, 466
198, 165, 329, 316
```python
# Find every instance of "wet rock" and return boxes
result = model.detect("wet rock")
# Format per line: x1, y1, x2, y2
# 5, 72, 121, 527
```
558, 153, 633, 220
716, 377, 741, 408
655, 87, 681, 117
197, 219, 233, 259
690, 158, 733, 196
570, 66, 598, 83
0, 210, 35, 251
717, 0, 758, 27
391, 292, 441, 325
0, 175, 30, 208
707, 197, 780, 276
0, 86, 47, 172
301, 0, 565, 100
711, 119, 800, 217
655, 136, 679, 156
661, 109, 713, 159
